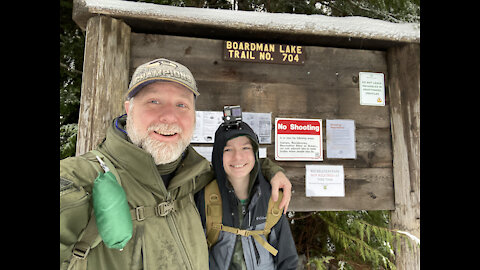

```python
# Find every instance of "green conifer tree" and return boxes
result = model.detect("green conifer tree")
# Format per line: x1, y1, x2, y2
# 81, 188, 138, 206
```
60, 0, 84, 159
289, 210, 419, 269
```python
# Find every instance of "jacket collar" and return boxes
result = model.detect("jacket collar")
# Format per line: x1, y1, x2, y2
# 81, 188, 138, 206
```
98, 115, 210, 196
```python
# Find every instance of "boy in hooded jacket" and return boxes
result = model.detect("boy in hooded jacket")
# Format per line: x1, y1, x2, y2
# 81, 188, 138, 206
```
195, 121, 298, 270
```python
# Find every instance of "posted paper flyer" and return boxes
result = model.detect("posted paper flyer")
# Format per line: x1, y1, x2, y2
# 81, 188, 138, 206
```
305, 165, 345, 197
275, 118, 323, 161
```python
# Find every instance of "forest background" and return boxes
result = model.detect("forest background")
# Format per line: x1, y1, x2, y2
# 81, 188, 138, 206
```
60, 1, 420, 269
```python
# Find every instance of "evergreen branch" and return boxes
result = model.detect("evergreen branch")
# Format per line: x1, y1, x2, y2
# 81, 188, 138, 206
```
60, 62, 83, 75
317, 1, 347, 16
347, 0, 402, 23
308, 256, 334, 270
288, 211, 317, 221
393, 230, 420, 246
319, 213, 396, 269
355, 220, 420, 250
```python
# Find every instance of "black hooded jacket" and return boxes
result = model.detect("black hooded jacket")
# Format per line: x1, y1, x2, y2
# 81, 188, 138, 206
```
195, 122, 298, 270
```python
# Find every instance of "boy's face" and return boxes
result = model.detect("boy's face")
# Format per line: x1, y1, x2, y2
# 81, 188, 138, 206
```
222, 135, 255, 181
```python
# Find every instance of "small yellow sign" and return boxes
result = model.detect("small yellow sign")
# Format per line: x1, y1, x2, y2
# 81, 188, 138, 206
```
359, 72, 386, 106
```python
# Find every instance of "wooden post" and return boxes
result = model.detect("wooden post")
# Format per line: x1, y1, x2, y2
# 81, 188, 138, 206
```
387, 43, 420, 270
76, 15, 131, 156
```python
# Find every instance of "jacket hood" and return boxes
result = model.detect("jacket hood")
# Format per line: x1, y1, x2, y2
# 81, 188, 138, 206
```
210, 121, 274, 229
211, 122, 261, 197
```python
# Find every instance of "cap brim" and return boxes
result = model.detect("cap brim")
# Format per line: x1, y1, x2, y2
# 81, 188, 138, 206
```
127, 78, 200, 99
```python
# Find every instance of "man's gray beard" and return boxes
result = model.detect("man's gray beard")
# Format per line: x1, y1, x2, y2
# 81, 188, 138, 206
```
126, 117, 192, 165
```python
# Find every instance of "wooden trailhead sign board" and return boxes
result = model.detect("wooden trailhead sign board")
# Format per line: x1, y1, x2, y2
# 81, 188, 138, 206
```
72, 0, 418, 214
130, 33, 395, 211
72, 3, 419, 266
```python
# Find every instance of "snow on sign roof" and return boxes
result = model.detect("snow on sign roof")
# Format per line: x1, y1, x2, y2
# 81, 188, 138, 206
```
73, 0, 419, 47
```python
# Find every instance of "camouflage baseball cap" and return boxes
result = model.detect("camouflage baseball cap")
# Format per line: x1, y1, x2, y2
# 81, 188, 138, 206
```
127, 58, 199, 100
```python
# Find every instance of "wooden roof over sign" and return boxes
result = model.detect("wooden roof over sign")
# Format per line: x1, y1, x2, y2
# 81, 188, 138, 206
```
72, 0, 419, 51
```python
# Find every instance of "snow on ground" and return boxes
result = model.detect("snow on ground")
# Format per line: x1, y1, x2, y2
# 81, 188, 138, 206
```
79, 0, 419, 42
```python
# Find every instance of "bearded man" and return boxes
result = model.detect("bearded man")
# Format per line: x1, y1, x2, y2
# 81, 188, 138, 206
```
60, 58, 292, 270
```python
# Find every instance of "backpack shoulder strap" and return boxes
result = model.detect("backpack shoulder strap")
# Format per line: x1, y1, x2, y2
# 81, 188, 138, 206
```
204, 179, 222, 248
265, 190, 284, 233
66, 213, 99, 270
66, 150, 122, 270
203, 181, 284, 255
248, 190, 284, 257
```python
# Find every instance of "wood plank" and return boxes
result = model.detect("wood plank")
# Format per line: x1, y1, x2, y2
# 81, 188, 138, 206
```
267, 127, 392, 168
76, 16, 131, 156
130, 33, 388, 86
287, 167, 394, 211
387, 44, 420, 269
73, 0, 419, 51
194, 81, 391, 129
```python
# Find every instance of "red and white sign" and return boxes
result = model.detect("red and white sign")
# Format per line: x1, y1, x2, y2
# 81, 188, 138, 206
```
275, 118, 323, 161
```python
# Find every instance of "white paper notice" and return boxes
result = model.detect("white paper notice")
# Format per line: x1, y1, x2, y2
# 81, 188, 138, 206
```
305, 165, 345, 197
326, 119, 356, 159
192, 111, 223, 143
359, 72, 385, 106
243, 112, 272, 144
192, 111, 272, 144
259, 147, 267, 159
275, 118, 323, 161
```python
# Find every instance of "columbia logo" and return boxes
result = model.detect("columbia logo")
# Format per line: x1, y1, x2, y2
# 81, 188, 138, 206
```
256, 216, 267, 221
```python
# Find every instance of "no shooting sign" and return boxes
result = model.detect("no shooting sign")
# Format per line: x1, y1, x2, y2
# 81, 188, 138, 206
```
275, 118, 323, 161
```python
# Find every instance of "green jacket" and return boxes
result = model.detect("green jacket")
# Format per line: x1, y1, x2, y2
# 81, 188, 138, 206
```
60, 116, 284, 270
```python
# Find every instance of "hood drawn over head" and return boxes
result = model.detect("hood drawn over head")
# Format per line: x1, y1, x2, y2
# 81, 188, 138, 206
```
211, 121, 260, 197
